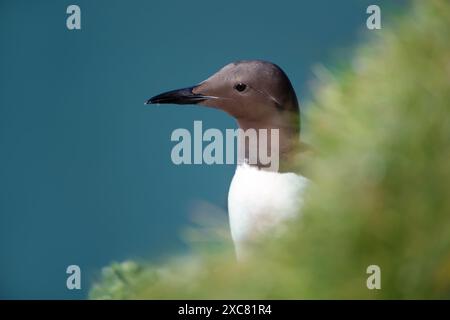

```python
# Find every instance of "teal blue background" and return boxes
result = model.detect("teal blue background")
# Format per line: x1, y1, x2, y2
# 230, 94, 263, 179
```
0, 0, 406, 299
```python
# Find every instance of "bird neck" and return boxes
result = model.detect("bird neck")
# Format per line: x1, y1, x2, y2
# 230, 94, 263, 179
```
236, 111, 300, 173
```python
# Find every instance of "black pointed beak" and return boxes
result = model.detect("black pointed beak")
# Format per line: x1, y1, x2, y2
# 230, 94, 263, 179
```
145, 86, 208, 105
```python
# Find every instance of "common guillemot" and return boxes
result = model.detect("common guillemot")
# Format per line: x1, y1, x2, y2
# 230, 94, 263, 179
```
146, 60, 308, 259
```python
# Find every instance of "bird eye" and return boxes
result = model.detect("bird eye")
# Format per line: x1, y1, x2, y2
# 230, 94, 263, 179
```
234, 83, 247, 92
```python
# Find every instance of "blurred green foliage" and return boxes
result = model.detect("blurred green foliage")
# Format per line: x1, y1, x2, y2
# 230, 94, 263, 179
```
90, 0, 450, 299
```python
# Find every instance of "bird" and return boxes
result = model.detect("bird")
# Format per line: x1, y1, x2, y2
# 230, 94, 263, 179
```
146, 60, 309, 260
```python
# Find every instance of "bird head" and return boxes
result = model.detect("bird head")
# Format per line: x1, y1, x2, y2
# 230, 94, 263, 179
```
146, 60, 299, 130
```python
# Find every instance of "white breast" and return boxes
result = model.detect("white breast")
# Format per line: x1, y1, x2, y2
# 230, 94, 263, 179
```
228, 163, 308, 259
